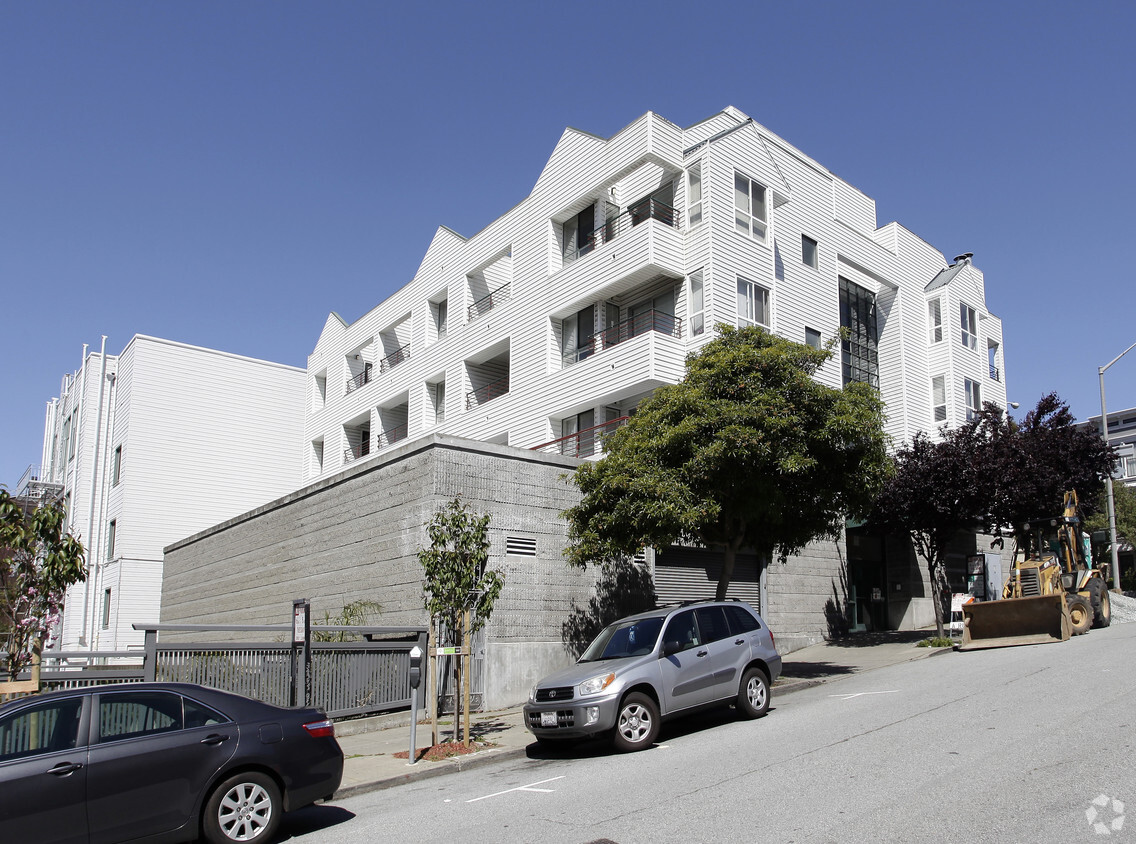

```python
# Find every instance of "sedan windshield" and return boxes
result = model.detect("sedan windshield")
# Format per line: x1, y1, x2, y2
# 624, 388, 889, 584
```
579, 616, 665, 662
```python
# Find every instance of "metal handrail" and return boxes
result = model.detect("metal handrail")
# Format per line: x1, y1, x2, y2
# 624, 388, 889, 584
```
562, 309, 683, 366
568, 199, 681, 262
466, 376, 510, 410
379, 345, 410, 374
468, 283, 512, 321
531, 416, 630, 457
378, 424, 408, 449
346, 364, 373, 394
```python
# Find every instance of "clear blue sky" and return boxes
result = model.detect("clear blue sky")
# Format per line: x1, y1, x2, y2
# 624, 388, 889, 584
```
3, 1, 1134, 489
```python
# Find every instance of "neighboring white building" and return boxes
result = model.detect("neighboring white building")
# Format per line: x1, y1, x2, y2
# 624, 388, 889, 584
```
305, 106, 1006, 480
42, 335, 307, 652
1081, 406, 1136, 488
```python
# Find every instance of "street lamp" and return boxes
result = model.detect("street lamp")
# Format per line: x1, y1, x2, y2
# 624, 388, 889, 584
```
1099, 339, 1136, 590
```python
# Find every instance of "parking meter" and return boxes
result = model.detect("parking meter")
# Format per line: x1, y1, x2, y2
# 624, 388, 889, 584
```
408, 646, 423, 764
409, 645, 422, 689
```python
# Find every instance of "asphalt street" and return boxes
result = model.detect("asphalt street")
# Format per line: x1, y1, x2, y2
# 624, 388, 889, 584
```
281, 622, 1136, 844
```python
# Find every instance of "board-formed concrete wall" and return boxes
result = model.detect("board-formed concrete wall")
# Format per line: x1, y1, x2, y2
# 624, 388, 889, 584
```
162, 433, 906, 707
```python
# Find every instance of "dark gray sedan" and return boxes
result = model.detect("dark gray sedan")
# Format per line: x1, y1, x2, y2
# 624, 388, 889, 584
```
0, 682, 343, 844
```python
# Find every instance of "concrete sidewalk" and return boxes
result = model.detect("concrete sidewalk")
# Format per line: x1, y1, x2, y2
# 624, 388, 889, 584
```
332, 630, 947, 799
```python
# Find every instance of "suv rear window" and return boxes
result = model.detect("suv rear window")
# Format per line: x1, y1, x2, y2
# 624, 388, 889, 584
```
695, 606, 731, 643
725, 604, 761, 634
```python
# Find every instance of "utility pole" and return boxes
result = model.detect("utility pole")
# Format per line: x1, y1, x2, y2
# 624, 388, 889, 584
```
1099, 339, 1136, 590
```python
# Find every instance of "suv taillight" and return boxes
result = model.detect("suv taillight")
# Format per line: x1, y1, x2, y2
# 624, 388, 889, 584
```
303, 719, 335, 738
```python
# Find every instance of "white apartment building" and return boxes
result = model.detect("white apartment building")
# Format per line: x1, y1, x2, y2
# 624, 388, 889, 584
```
305, 106, 1006, 480
1081, 406, 1136, 489
42, 335, 307, 652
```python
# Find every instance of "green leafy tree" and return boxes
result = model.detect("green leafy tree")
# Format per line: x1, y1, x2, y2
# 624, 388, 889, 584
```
873, 426, 989, 638
0, 489, 87, 680
1086, 482, 1136, 588
418, 499, 504, 643
563, 325, 891, 600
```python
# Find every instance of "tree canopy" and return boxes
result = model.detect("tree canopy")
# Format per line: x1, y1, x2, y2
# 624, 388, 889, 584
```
417, 498, 504, 642
563, 325, 891, 600
873, 393, 1116, 637
0, 489, 87, 679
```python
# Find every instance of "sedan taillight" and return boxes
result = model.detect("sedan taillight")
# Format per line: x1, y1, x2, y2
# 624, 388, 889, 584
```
303, 719, 335, 738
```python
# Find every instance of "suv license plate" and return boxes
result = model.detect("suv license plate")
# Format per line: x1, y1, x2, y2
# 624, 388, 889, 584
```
540, 711, 558, 727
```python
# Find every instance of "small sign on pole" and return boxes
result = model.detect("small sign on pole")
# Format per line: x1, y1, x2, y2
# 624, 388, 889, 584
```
291, 598, 311, 707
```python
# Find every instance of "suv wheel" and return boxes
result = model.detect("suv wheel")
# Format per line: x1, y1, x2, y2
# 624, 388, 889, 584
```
737, 667, 770, 719
612, 692, 659, 752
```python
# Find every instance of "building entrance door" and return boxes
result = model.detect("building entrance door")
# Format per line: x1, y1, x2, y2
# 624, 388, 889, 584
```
847, 528, 888, 632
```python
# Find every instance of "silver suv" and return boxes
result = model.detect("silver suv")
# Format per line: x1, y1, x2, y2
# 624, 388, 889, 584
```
524, 599, 781, 752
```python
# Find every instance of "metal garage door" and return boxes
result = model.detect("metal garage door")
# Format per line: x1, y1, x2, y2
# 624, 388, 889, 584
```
653, 546, 763, 611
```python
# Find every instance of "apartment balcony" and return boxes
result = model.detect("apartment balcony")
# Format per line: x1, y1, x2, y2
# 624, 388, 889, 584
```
563, 310, 682, 367
550, 208, 684, 318
565, 199, 681, 264
466, 375, 510, 410
346, 363, 373, 394
989, 364, 1001, 382
532, 416, 630, 459
379, 345, 410, 374
378, 423, 408, 449
468, 283, 512, 322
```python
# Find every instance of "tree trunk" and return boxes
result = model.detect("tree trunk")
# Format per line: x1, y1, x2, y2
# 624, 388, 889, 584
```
715, 536, 747, 601
929, 557, 950, 640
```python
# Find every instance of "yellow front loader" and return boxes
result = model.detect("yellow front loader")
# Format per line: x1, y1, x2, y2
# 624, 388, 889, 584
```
960, 491, 1111, 650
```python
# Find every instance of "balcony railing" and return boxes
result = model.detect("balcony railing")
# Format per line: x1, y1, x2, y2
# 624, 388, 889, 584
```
531, 416, 630, 458
378, 424, 408, 449
379, 345, 410, 374
466, 376, 509, 410
567, 199, 681, 263
468, 283, 511, 322
989, 364, 1000, 381
345, 363, 373, 394
563, 310, 683, 367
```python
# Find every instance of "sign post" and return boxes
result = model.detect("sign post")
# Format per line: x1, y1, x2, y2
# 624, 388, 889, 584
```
291, 599, 311, 707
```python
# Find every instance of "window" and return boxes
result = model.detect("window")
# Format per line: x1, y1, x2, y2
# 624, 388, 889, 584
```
0, 698, 82, 761
687, 162, 703, 226
1126, 456, 1136, 478
112, 446, 122, 486
562, 305, 596, 366
736, 276, 770, 328
805, 327, 822, 349
965, 378, 981, 421
839, 277, 879, 388
563, 203, 596, 261
694, 606, 730, 643
960, 303, 977, 350
689, 269, 705, 336
931, 375, 947, 422
662, 610, 699, 652
928, 299, 943, 344
801, 235, 818, 269
98, 691, 183, 742
561, 409, 596, 458
102, 588, 111, 629
988, 341, 1000, 381
734, 173, 768, 241
106, 519, 116, 559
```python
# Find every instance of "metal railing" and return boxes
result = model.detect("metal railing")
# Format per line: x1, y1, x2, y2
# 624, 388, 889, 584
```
468, 283, 511, 321
567, 199, 681, 263
378, 423, 408, 449
346, 364, 373, 394
531, 416, 630, 458
466, 376, 510, 410
990, 364, 1000, 381
379, 345, 410, 374
562, 309, 682, 367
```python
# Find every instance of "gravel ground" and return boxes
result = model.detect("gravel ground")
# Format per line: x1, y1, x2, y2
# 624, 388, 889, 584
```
1108, 591, 1136, 623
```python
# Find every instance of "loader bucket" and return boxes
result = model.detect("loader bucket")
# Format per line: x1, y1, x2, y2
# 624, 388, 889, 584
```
958, 595, 1071, 650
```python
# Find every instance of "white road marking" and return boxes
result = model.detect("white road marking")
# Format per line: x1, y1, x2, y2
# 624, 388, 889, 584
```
829, 690, 899, 700
466, 776, 566, 803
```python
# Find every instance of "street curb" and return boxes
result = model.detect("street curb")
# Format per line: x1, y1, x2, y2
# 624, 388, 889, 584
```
330, 644, 953, 801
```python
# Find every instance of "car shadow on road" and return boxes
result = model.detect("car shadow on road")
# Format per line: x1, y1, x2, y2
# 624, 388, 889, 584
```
777, 661, 855, 681
276, 804, 356, 840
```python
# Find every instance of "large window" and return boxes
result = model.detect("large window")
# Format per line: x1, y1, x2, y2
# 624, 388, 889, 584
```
736, 276, 770, 328
931, 375, 947, 422
687, 162, 703, 227
839, 278, 879, 388
734, 173, 768, 241
965, 378, 981, 421
689, 269, 705, 336
928, 298, 943, 344
960, 303, 978, 350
